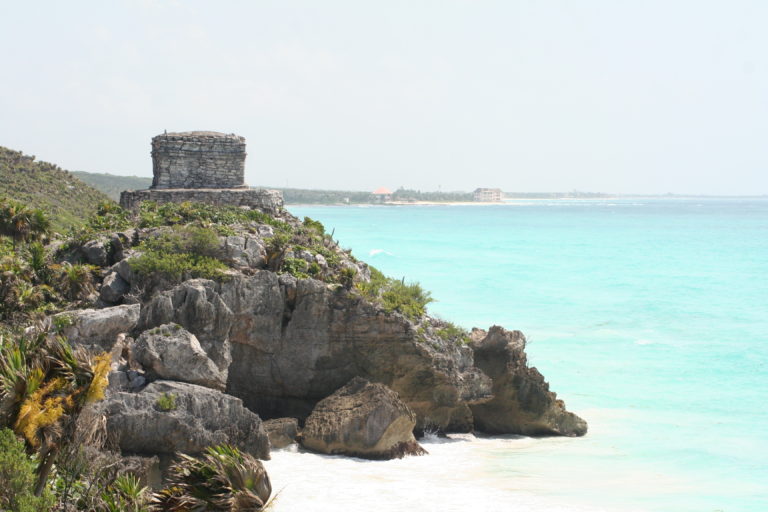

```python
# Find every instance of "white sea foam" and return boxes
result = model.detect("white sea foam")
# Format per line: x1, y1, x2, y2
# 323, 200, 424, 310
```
369, 248, 394, 257
262, 432, 649, 512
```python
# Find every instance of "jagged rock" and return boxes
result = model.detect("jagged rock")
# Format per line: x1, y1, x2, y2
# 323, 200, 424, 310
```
138, 274, 492, 432
80, 238, 109, 267
100, 271, 130, 304
113, 257, 136, 284
56, 304, 140, 351
137, 280, 232, 371
469, 326, 588, 437
263, 418, 299, 449
221, 235, 267, 269
134, 324, 226, 391
301, 377, 426, 459
100, 380, 270, 459
108, 370, 129, 392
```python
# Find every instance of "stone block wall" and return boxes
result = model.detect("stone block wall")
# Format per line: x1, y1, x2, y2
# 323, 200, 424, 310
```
120, 188, 284, 216
151, 131, 246, 189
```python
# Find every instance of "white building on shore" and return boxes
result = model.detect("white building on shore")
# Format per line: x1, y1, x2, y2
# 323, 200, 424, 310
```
473, 188, 503, 202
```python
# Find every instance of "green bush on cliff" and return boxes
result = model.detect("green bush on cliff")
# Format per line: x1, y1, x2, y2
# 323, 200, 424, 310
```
281, 257, 310, 279
0, 428, 55, 511
138, 201, 291, 232
130, 225, 227, 281
356, 266, 433, 320
434, 322, 471, 345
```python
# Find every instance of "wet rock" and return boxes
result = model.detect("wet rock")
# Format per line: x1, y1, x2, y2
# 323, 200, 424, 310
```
301, 377, 426, 459
263, 418, 299, 449
469, 326, 588, 437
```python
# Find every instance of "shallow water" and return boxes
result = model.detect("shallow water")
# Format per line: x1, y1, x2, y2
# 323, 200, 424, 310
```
275, 199, 768, 512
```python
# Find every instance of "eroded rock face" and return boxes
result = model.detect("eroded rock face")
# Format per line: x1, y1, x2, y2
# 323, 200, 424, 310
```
301, 377, 425, 459
57, 304, 140, 351
100, 380, 269, 459
469, 327, 588, 437
263, 418, 299, 449
133, 324, 226, 391
138, 274, 492, 432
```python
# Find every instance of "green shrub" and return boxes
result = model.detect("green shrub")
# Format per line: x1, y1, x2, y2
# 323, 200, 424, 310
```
142, 225, 220, 258
381, 280, 433, 320
281, 257, 309, 279
302, 216, 325, 235
434, 322, 471, 345
355, 266, 433, 320
156, 393, 177, 412
130, 225, 227, 281
130, 251, 226, 281
0, 428, 55, 511
138, 201, 291, 232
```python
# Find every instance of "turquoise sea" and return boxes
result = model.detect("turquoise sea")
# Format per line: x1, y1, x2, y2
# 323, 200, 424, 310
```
266, 199, 767, 512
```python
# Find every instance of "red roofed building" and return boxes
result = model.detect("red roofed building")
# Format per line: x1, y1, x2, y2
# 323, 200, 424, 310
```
371, 187, 392, 203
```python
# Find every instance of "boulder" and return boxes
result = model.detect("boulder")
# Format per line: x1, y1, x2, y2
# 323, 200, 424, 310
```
301, 377, 426, 459
56, 304, 140, 351
100, 380, 270, 459
469, 326, 588, 437
133, 324, 226, 391
263, 418, 299, 449
221, 235, 267, 270
100, 271, 130, 304
80, 239, 109, 267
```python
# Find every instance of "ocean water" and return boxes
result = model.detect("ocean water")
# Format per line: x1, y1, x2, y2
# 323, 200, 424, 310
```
264, 199, 768, 512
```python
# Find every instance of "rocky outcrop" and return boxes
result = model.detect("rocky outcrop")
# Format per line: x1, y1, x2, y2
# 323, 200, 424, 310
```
469, 327, 588, 437
57, 304, 140, 351
137, 274, 493, 432
99, 271, 130, 304
100, 380, 270, 459
133, 324, 226, 391
220, 234, 267, 270
301, 377, 425, 459
263, 418, 299, 449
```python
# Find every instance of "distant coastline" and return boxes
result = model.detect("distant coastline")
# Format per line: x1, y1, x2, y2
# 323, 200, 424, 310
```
70, 169, 767, 205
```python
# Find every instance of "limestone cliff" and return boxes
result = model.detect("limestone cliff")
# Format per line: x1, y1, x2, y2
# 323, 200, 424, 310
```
62, 203, 587, 440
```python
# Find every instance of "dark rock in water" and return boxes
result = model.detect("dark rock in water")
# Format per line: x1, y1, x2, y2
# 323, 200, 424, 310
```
263, 418, 299, 449
99, 380, 270, 459
133, 323, 226, 391
469, 326, 588, 437
301, 377, 426, 459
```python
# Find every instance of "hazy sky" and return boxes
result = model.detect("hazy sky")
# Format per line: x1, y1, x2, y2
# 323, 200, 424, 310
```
1, 1, 766, 194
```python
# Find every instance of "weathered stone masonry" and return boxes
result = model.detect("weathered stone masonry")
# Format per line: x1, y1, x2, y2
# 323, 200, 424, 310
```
151, 131, 246, 189
120, 131, 283, 214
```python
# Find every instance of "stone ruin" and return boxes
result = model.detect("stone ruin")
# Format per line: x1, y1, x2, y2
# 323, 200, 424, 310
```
120, 131, 283, 214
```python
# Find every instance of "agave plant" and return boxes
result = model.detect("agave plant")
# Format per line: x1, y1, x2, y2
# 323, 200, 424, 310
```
0, 330, 111, 496
152, 444, 272, 511
100, 473, 151, 512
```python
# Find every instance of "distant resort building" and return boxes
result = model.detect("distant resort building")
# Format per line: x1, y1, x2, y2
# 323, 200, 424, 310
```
473, 188, 503, 202
371, 186, 392, 203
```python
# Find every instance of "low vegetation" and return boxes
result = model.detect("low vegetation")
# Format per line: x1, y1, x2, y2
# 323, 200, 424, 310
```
129, 225, 228, 282
356, 266, 433, 320
152, 444, 272, 511
0, 147, 112, 232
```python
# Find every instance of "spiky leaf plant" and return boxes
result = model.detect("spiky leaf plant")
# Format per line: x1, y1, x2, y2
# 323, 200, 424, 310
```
152, 444, 272, 511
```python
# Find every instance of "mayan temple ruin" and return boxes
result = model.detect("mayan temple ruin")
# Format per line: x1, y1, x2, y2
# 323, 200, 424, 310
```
119, 131, 283, 213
